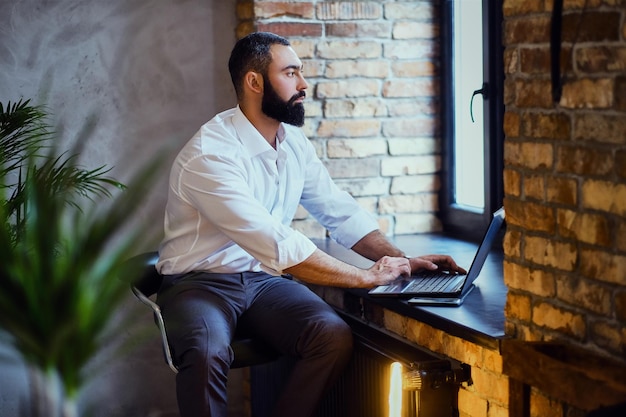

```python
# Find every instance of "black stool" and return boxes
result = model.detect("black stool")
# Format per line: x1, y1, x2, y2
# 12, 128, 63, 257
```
126, 252, 280, 373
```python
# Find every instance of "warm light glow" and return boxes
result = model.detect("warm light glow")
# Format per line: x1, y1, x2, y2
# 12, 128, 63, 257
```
389, 362, 403, 417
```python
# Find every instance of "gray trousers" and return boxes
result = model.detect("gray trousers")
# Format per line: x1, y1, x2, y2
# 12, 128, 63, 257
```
157, 271, 353, 417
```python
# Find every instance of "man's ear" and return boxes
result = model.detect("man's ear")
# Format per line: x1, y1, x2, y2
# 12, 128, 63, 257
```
244, 71, 263, 95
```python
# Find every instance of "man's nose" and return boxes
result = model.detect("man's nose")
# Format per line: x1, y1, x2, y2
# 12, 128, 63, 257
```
298, 74, 308, 90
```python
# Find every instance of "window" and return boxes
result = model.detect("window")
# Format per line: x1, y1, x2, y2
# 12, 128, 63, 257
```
440, 0, 504, 241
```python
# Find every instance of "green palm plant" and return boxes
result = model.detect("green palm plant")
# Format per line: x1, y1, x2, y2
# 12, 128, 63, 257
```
0, 99, 163, 416
1, 99, 123, 246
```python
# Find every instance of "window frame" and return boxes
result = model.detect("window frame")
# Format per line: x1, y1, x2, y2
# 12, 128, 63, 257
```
439, 0, 505, 242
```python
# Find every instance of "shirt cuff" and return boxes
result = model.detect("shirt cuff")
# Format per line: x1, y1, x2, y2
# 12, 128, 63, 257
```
260, 230, 317, 275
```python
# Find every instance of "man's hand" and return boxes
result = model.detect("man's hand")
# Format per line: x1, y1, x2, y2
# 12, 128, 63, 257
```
406, 254, 467, 275
363, 256, 411, 287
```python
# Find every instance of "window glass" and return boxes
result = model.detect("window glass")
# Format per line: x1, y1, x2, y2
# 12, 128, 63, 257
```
453, 0, 484, 211
441, 0, 504, 239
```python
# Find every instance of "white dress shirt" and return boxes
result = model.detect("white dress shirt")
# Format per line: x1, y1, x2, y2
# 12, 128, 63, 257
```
157, 106, 379, 275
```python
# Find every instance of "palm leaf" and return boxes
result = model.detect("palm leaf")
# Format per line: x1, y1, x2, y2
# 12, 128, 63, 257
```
0, 99, 50, 179
1, 100, 126, 246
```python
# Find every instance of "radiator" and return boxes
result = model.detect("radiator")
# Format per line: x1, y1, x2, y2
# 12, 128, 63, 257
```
250, 312, 469, 417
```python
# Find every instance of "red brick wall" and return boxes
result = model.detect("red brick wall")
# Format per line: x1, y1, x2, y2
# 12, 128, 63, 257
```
502, 0, 626, 364
236, 1, 626, 415
236, 0, 443, 237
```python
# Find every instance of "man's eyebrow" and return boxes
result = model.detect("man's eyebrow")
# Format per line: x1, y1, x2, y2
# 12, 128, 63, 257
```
282, 64, 303, 71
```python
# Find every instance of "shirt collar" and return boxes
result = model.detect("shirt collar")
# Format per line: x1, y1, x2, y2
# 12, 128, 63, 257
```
233, 106, 286, 157
276, 124, 286, 145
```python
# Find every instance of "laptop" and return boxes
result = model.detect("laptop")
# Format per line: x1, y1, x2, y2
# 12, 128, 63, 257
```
368, 207, 505, 306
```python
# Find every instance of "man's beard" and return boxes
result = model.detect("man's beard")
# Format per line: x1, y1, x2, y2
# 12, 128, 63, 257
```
261, 78, 305, 127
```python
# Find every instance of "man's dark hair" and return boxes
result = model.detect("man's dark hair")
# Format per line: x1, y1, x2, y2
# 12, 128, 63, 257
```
228, 32, 291, 100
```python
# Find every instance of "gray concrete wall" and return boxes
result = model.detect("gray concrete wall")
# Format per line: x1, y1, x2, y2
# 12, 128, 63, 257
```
0, 0, 239, 415
0, 0, 238, 234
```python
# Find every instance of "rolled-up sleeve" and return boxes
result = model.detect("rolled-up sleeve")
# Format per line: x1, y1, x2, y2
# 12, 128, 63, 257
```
262, 230, 318, 275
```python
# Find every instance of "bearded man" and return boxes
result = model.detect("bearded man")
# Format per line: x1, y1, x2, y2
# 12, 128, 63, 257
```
156, 32, 464, 417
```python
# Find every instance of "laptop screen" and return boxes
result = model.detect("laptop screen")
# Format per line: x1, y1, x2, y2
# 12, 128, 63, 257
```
458, 207, 505, 296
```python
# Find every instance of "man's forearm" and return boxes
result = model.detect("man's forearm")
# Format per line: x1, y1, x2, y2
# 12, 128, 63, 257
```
284, 231, 465, 286
351, 230, 467, 275
283, 230, 412, 289
283, 248, 371, 288
350, 230, 405, 261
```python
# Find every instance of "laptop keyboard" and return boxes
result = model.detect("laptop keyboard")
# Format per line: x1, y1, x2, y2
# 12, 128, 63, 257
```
404, 272, 460, 293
